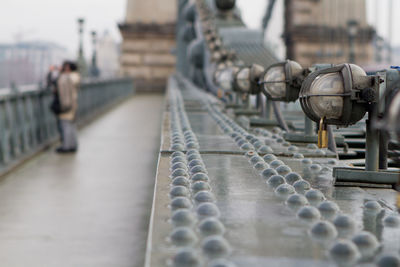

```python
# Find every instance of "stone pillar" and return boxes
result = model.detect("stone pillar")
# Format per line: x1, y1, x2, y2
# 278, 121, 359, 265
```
284, 0, 374, 67
119, 0, 177, 92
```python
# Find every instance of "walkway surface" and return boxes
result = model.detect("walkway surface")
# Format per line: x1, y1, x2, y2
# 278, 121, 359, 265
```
0, 94, 164, 267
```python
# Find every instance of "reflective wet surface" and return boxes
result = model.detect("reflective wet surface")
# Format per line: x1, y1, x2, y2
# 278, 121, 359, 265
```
0, 94, 164, 267
148, 78, 400, 266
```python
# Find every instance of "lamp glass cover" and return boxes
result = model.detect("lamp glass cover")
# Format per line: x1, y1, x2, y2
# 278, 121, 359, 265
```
236, 68, 251, 92
218, 68, 234, 91
263, 66, 286, 98
309, 73, 344, 119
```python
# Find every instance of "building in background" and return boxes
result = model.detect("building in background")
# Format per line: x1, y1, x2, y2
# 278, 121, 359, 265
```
283, 0, 374, 67
118, 0, 176, 92
0, 41, 68, 88
97, 31, 121, 78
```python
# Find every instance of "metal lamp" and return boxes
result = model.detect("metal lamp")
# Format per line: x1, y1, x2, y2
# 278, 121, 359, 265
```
234, 64, 264, 95
227, 64, 265, 117
260, 61, 342, 145
299, 63, 374, 126
261, 60, 303, 102
215, 0, 236, 11
214, 65, 237, 92
258, 60, 304, 132
300, 63, 400, 186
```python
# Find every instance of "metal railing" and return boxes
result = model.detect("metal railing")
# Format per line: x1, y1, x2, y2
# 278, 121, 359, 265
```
0, 78, 134, 171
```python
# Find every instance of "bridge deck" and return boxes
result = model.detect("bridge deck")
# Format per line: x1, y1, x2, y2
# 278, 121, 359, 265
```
145, 76, 400, 267
0, 94, 164, 267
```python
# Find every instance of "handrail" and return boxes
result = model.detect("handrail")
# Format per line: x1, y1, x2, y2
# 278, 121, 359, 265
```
0, 77, 134, 172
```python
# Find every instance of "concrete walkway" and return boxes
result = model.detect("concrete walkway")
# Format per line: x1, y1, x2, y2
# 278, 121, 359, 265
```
0, 94, 164, 267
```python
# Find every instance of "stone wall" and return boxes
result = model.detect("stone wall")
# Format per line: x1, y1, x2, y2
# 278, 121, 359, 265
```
126, 0, 176, 24
284, 0, 374, 67
119, 0, 177, 92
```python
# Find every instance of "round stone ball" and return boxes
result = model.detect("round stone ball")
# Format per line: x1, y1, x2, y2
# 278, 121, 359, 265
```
201, 235, 231, 259
267, 175, 285, 189
285, 172, 302, 185
286, 193, 308, 211
198, 217, 225, 237
305, 189, 325, 206
261, 168, 278, 180
173, 248, 201, 267
329, 240, 360, 266
171, 209, 196, 227
170, 227, 198, 246
333, 215, 357, 238
171, 197, 193, 211
293, 180, 311, 194
309, 220, 338, 244
297, 206, 321, 224
274, 183, 295, 201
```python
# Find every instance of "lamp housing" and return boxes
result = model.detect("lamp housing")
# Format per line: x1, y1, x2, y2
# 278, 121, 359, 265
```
215, 0, 236, 11
261, 60, 304, 102
233, 64, 264, 95
299, 63, 378, 126
215, 67, 235, 91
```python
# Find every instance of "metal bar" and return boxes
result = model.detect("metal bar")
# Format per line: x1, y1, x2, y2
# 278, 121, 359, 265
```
333, 167, 399, 185
379, 131, 388, 170
262, 0, 277, 36
304, 116, 313, 136
272, 101, 289, 132
0, 78, 133, 173
327, 125, 338, 156
365, 109, 379, 172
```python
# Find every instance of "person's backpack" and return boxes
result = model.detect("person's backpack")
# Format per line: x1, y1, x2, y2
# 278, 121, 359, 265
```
50, 92, 62, 114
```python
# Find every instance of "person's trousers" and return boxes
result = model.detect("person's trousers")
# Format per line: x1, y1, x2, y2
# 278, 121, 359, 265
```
56, 119, 63, 143
59, 119, 78, 150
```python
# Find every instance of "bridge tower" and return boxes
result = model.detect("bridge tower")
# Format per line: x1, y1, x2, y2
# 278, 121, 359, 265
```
119, 0, 177, 92
284, 0, 374, 67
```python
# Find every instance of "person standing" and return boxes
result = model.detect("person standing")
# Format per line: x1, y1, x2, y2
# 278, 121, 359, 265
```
55, 61, 80, 153
46, 65, 59, 91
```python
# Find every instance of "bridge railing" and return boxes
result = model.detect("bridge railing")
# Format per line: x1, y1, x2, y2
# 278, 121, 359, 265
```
0, 78, 134, 172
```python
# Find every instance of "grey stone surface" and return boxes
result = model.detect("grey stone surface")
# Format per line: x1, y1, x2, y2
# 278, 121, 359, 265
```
0, 94, 164, 267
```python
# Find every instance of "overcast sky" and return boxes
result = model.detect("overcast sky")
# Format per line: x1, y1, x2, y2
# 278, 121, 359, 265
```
0, 0, 397, 60
0, 0, 127, 58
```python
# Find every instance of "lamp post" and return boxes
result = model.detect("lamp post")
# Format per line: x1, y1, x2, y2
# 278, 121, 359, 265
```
77, 18, 88, 77
347, 20, 358, 63
375, 36, 384, 63
90, 31, 100, 77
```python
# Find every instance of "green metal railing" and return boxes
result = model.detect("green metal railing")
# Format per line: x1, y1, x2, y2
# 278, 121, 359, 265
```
0, 78, 134, 171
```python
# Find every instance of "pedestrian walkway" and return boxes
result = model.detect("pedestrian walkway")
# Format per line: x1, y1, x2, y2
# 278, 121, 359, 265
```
0, 94, 164, 267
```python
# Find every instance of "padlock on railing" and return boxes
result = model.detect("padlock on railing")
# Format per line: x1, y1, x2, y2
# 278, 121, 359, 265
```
318, 117, 328, 148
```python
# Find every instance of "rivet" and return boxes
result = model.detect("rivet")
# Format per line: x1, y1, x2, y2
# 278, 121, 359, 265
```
201, 236, 231, 259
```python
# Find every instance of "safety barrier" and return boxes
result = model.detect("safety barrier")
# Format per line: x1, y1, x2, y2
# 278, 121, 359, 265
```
0, 78, 134, 171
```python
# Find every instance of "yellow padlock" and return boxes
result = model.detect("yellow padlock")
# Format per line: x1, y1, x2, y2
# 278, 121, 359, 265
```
217, 89, 223, 99
397, 192, 400, 213
318, 117, 328, 148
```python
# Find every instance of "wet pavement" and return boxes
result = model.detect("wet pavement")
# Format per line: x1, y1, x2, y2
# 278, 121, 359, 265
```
0, 94, 164, 267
